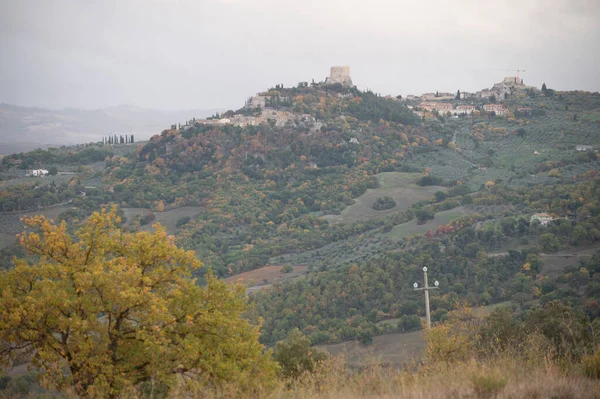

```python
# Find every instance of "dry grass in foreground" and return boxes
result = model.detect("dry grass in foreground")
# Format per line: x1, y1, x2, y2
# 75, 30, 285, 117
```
273, 355, 600, 399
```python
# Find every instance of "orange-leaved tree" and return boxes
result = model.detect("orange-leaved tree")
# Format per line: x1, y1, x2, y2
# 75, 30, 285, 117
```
0, 206, 277, 398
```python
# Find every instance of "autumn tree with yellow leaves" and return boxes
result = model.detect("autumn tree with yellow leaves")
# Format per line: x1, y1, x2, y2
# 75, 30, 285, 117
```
0, 207, 277, 398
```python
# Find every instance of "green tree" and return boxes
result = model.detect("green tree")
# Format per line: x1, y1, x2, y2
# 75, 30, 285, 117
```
273, 328, 328, 380
0, 207, 277, 398
416, 209, 434, 224
540, 233, 560, 252
526, 301, 594, 360
281, 264, 294, 273
48, 166, 58, 176
434, 191, 447, 202
372, 196, 396, 210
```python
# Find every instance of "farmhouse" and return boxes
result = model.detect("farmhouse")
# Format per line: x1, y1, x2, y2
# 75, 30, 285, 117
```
483, 104, 509, 116
575, 145, 593, 152
32, 169, 49, 177
530, 213, 554, 226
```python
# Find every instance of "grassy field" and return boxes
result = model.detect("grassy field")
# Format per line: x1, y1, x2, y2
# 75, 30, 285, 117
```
540, 245, 597, 278
224, 265, 307, 287
0, 233, 15, 251
322, 172, 445, 225
320, 330, 425, 366
385, 206, 476, 240
486, 241, 596, 278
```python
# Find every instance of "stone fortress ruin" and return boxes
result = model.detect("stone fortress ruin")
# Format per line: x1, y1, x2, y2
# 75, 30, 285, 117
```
325, 66, 354, 87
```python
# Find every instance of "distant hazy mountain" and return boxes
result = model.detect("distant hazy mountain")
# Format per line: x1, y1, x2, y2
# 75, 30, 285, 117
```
0, 103, 221, 154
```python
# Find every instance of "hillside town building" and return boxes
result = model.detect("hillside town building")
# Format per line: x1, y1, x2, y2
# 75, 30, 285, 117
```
456, 105, 476, 115
419, 102, 453, 112
483, 104, 509, 116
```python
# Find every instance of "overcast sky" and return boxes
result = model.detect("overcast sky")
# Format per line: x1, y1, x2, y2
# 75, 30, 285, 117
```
1, 0, 599, 110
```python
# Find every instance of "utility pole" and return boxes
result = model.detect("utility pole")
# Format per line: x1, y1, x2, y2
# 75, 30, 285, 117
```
413, 267, 440, 330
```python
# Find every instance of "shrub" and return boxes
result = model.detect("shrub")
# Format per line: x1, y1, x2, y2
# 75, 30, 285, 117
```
372, 196, 397, 211
358, 329, 374, 345
582, 347, 600, 379
274, 328, 328, 380
398, 315, 422, 332
139, 211, 155, 226
281, 264, 294, 274
470, 370, 508, 399
176, 216, 191, 228
417, 175, 444, 186
416, 209, 435, 224
434, 191, 446, 202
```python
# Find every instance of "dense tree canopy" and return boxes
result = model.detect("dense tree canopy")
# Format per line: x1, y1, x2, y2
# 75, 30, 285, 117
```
0, 207, 277, 397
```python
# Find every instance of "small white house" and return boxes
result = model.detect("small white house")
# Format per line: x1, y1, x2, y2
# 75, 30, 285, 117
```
575, 145, 593, 152
32, 169, 49, 177
530, 213, 554, 226
349, 137, 359, 144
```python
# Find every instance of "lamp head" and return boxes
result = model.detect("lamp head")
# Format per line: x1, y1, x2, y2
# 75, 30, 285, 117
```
434, 280, 439, 287
423, 267, 428, 272
413, 283, 418, 288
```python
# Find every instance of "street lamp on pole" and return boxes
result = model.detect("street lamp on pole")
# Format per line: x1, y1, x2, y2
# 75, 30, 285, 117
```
413, 267, 440, 330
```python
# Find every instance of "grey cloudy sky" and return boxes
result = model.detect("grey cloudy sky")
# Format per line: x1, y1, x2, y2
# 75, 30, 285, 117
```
1, 0, 599, 110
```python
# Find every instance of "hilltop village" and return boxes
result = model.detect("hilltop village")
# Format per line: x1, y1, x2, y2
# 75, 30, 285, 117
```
186, 66, 543, 130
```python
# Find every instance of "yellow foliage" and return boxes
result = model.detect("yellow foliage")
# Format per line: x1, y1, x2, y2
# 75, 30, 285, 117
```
549, 168, 561, 177
154, 200, 165, 212
0, 207, 277, 397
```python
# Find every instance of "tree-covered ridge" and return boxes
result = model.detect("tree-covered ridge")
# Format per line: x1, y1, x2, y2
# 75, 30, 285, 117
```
99, 87, 435, 276
250, 174, 600, 345
2, 145, 115, 170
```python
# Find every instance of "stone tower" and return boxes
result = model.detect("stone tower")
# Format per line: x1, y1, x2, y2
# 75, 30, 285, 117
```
326, 66, 353, 87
